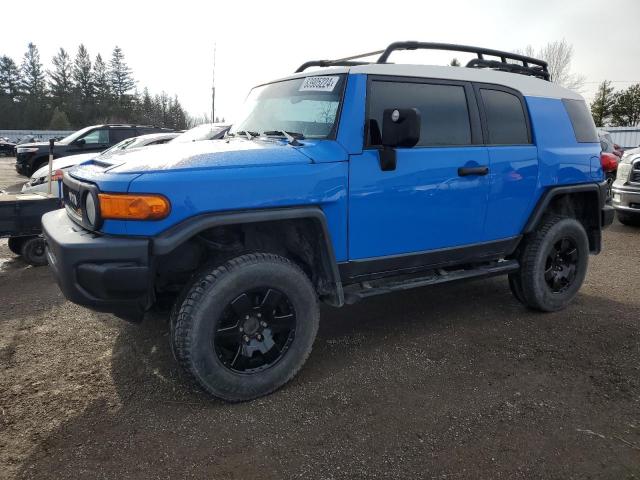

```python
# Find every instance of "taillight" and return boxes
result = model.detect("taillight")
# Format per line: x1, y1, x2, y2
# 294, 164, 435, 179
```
600, 152, 618, 172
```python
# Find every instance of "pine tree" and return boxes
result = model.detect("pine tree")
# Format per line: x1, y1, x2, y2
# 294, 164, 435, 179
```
20, 43, 46, 100
72, 44, 93, 99
590, 81, 615, 127
49, 107, 71, 129
93, 53, 111, 120
20, 43, 47, 127
48, 48, 72, 110
611, 84, 640, 127
0, 55, 22, 98
109, 46, 135, 100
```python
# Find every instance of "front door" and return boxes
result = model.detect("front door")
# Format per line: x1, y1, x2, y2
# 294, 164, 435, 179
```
348, 77, 490, 262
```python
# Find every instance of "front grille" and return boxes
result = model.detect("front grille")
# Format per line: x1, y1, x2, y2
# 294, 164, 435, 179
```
62, 182, 83, 222
632, 163, 640, 183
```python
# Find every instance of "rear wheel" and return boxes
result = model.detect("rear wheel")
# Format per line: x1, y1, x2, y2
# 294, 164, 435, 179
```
172, 253, 319, 402
617, 211, 640, 226
7, 236, 27, 255
20, 236, 47, 266
511, 216, 589, 312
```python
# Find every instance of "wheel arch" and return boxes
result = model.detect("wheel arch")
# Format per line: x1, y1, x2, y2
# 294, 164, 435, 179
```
523, 182, 607, 253
152, 207, 344, 307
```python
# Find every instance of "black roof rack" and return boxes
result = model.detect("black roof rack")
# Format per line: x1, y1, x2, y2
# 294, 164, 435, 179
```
295, 41, 550, 81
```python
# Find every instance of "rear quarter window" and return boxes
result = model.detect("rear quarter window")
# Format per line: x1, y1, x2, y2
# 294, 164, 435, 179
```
562, 99, 598, 143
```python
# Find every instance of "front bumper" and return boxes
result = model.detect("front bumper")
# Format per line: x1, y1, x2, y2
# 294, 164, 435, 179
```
611, 185, 640, 212
42, 209, 152, 321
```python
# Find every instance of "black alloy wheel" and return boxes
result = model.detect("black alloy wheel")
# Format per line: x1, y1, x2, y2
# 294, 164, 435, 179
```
544, 238, 578, 293
214, 288, 296, 374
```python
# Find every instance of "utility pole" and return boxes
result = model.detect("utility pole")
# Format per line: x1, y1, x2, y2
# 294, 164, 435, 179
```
211, 43, 216, 123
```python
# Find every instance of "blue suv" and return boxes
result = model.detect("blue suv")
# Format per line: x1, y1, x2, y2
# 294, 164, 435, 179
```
43, 42, 614, 402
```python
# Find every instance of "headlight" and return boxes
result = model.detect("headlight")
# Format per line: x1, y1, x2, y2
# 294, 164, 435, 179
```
84, 191, 99, 227
17, 147, 39, 154
30, 176, 46, 186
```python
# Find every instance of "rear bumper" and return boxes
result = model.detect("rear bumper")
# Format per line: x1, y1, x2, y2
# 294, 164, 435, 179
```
42, 209, 152, 321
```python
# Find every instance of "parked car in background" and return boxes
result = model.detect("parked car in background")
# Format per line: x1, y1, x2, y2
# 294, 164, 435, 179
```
15, 124, 174, 176
612, 148, 640, 226
21, 132, 179, 196
0, 138, 16, 156
170, 123, 230, 143
599, 130, 624, 158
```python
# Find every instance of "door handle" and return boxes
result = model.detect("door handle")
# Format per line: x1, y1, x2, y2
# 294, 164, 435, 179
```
458, 166, 489, 177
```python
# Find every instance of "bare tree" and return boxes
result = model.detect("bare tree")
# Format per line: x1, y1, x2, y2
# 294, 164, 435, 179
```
514, 40, 585, 92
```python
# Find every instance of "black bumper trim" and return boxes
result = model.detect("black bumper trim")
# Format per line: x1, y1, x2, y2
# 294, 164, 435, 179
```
42, 209, 151, 322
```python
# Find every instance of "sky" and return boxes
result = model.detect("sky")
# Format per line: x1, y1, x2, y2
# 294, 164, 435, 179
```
3, 0, 640, 122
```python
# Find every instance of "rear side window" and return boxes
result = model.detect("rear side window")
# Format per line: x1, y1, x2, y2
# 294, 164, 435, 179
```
480, 89, 530, 145
562, 99, 598, 143
110, 128, 135, 143
368, 81, 472, 146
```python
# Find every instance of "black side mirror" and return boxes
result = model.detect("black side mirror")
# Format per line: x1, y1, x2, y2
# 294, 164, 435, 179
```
75, 138, 86, 147
379, 108, 421, 171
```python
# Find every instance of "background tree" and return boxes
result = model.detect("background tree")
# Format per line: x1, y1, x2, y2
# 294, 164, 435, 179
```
1, 42, 192, 130
450, 58, 461, 67
93, 54, 112, 121
0, 55, 22, 128
590, 80, 615, 126
20, 43, 47, 128
72, 44, 93, 124
48, 48, 72, 112
611, 84, 640, 127
109, 46, 135, 119
514, 40, 585, 91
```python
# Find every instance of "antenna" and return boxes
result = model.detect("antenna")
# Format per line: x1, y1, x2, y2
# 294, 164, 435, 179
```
211, 43, 216, 123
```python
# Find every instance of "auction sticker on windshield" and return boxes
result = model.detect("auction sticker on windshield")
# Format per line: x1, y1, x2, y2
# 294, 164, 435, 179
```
299, 76, 340, 92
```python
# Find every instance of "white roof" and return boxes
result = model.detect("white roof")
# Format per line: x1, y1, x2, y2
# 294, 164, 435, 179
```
277, 64, 583, 101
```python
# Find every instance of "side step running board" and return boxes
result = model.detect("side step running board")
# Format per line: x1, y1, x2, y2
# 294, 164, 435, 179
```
343, 260, 519, 304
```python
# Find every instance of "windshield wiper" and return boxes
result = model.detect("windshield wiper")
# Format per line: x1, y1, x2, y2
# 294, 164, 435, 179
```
262, 130, 304, 146
228, 130, 259, 140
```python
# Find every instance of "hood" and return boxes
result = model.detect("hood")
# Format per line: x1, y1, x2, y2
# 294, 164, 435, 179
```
100, 138, 313, 174
30, 153, 98, 179
17, 142, 48, 149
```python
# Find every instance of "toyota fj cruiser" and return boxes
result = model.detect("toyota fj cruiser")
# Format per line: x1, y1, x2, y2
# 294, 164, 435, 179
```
43, 42, 614, 402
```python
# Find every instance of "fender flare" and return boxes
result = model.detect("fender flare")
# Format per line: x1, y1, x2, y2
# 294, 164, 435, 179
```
151, 207, 344, 306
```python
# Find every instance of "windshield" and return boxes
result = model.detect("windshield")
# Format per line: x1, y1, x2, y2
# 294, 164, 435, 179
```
97, 137, 137, 158
57, 126, 97, 145
171, 124, 227, 143
230, 74, 346, 139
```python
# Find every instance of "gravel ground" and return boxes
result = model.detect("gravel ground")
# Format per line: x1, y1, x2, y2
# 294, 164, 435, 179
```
1, 157, 639, 479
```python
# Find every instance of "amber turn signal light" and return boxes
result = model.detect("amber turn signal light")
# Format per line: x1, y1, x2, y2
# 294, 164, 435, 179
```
98, 193, 171, 220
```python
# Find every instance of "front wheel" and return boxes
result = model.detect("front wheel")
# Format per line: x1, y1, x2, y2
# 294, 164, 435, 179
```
511, 216, 589, 312
617, 211, 640, 227
172, 253, 319, 402
7, 236, 27, 255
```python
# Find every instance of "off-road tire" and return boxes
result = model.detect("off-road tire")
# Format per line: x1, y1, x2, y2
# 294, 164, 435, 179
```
7, 236, 27, 255
617, 211, 640, 227
513, 216, 589, 312
20, 236, 47, 266
172, 253, 320, 402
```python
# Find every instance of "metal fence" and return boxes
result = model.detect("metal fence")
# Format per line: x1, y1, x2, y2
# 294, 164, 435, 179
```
0, 130, 74, 143
598, 127, 640, 150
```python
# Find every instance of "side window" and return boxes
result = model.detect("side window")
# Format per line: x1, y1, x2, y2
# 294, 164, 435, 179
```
110, 128, 135, 144
480, 89, 530, 145
562, 99, 598, 143
368, 81, 472, 146
80, 129, 109, 145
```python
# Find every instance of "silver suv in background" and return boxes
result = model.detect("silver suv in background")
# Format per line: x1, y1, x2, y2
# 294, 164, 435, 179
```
612, 147, 640, 226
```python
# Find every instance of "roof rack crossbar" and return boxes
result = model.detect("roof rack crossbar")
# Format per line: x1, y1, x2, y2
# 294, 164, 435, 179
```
294, 41, 551, 81
295, 49, 385, 73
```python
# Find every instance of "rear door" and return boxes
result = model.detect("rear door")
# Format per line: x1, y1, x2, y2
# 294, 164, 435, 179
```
348, 76, 490, 261
474, 84, 538, 240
